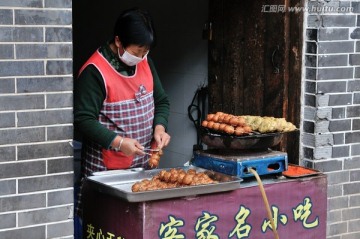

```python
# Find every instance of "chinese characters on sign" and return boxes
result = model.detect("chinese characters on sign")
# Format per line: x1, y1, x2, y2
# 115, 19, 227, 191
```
85, 196, 319, 239
228, 206, 251, 238
158, 196, 319, 239
293, 197, 319, 228
159, 215, 185, 239
195, 212, 219, 239
85, 224, 125, 239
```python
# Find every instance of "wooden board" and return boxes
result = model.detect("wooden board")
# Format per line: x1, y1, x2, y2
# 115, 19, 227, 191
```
208, 0, 303, 163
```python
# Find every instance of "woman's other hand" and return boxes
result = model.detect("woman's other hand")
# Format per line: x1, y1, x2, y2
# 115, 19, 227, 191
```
111, 136, 145, 156
153, 125, 171, 149
121, 138, 146, 156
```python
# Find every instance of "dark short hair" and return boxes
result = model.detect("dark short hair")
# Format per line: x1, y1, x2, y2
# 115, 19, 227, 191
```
114, 7, 155, 48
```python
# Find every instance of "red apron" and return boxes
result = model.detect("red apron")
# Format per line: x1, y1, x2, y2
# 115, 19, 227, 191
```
79, 50, 154, 171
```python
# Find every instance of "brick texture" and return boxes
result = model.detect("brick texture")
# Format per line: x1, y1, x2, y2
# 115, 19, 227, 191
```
0, 1, 73, 238
303, 1, 360, 238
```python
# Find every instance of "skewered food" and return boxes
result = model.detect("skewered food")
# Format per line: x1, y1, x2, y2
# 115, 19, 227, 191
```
202, 112, 297, 135
148, 149, 163, 168
131, 168, 217, 192
202, 112, 252, 136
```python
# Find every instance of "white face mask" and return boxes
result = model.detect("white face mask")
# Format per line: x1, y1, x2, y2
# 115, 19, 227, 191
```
118, 48, 148, 66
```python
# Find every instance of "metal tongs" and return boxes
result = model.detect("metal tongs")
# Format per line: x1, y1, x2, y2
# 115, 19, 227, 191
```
143, 148, 160, 152
142, 148, 160, 156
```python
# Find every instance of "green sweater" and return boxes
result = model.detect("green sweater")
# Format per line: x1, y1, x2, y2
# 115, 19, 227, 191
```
74, 43, 170, 149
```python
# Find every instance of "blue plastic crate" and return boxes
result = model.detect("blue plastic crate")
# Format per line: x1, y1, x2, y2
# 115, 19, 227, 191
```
191, 150, 288, 178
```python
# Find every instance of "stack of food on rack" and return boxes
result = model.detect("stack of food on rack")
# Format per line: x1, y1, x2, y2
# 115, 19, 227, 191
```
201, 111, 297, 135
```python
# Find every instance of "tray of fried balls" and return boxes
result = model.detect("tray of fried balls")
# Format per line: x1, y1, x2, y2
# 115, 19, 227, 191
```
201, 112, 298, 149
85, 166, 242, 202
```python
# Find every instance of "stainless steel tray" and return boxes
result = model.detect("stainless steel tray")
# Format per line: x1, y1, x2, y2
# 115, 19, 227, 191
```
85, 166, 242, 202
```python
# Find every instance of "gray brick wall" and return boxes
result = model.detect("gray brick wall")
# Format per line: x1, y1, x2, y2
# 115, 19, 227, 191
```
0, 1, 73, 238
302, 0, 360, 238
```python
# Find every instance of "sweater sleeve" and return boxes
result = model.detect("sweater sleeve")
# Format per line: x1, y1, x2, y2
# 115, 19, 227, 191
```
73, 65, 117, 148
148, 58, 170, 130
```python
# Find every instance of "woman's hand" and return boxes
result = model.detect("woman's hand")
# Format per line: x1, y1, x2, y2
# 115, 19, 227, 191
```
111, 136, 145, 156
121, 138, 146, 156
153, 125, 171, 149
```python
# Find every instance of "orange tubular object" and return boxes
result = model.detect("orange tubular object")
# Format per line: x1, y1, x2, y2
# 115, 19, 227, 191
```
202, 112, 253, 136
201, 120, 209, 127
148, 151, 161, 169
206, 114, 215, 121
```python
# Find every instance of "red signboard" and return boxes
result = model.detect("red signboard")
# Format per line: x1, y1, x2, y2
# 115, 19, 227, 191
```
82, 175, 327, 239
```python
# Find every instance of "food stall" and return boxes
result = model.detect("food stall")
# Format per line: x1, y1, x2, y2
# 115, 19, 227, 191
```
82, 113, 327, 239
